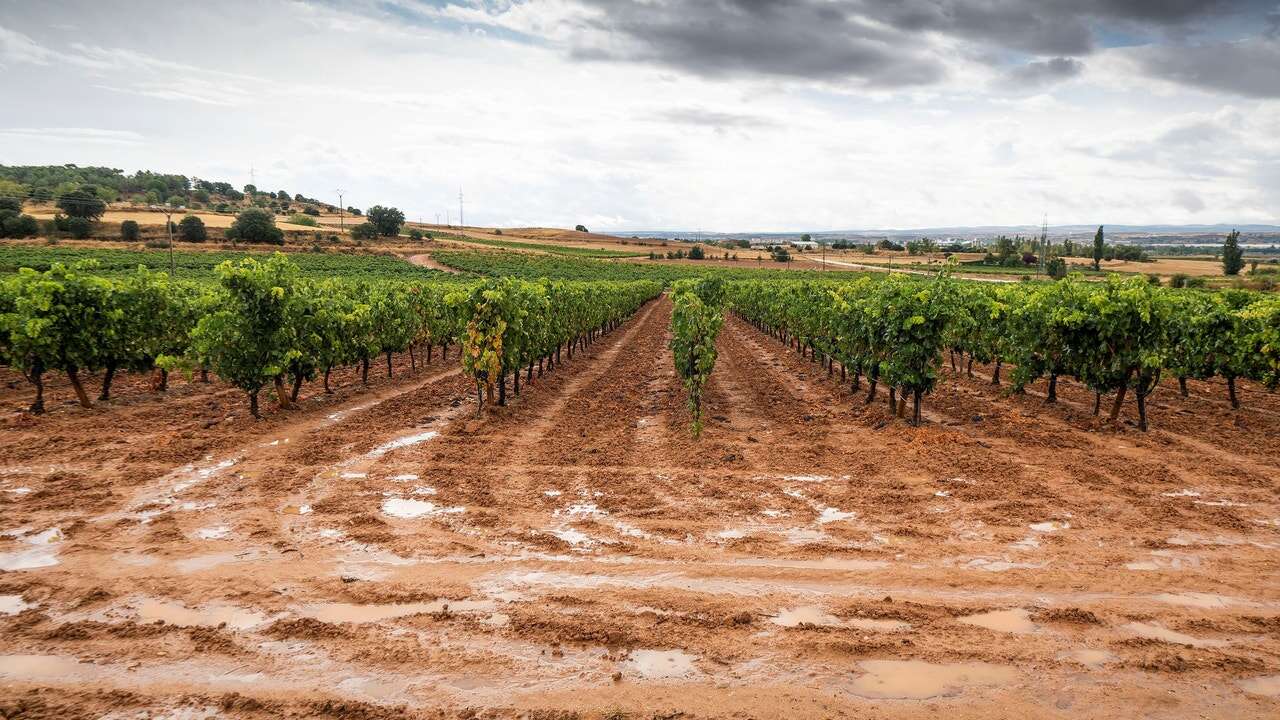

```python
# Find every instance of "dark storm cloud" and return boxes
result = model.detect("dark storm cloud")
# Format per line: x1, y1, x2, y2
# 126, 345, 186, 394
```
1130, 38, 1280, 97
568, 0, 947, 87
560, 0, 1266, 88
1003, 57, 1085, 87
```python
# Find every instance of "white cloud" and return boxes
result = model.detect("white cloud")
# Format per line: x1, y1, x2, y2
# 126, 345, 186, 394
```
0, 1, 1275, 228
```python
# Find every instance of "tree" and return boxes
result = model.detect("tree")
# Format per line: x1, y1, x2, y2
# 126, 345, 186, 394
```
408, 229, 424, 242
225, 208, 284, 245
120, 220, 140, 241
365, 205, 405, 237
178, 215, 207, 242
243, 183, 257, 195
56, 186, 106, 220
1046, 256, 1067, 279
800, 233, 812, 242
1092, 225, 1104, 271
688, 245, 705, 260
276, 190, 290, 201
1222, 229, 1245, 276
575, 224, 588, 233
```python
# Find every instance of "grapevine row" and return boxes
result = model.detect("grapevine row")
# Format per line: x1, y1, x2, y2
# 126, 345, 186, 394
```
727, 273, 1280, 430
0, 255, 660, 417
669, 278, 726, 435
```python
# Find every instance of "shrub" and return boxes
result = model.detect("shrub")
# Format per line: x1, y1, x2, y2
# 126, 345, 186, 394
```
144, 238, 171, 249
1170, 273, 1189, 288
66, 216, 93, 239
178, 215, 207, 242
120, 220, 140, 241
1146, 273, 1162, 285
215, 203, 230, 212
1185, 276, 1208, 288
0, 197, 20, 214
350, 222, 379, 242
408, 229, 424, 242
688, 245, 705, 260
166, 195, 185, 209
287, 213, 318, 227
575, 224, 588, 233
0, 211, 39, 238
302, 206, 320, 216
226, 207, 283, 245
493, 228, 503, 235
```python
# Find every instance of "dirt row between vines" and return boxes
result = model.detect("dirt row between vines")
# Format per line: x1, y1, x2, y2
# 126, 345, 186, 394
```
2, 296, 1279, 719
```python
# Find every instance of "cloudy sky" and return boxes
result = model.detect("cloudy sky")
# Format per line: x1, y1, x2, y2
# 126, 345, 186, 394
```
1, 0, 1278, 231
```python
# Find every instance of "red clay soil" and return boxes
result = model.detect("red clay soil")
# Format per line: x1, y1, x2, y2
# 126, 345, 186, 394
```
1, 297, 1278, 719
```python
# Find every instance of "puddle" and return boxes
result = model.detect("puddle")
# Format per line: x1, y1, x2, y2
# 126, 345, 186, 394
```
169, 457, 238, 494
623, 649, 699, 679
282, 504, 312, 515
543, 490, 562, 497
389, 474, 419, 482
1161, 489, 1201, 498
1059, 648, 1116, 668
0, 527, 64, 571
340, 472, 367, 479
194, 526, 231, 540
1029, 521, 1069, 533
1238, 675, 1280, 697
817, 507, 856, 524
783, 474, 832, 483
381, 498, 465, 519
411, 487, 437, 496
366, 430, 439, 459
0, 595, 35, 615
133, 599, 269, 629
774, 606, 842, 627
849, 660, 1017, 699
1122, 621, 1228, 648
301, 599, 495, 623
5, 487, 32, 495
958, 608, 1037, 634
173, 550, 266, 574
550, 526, 599, 547
1153, 592, 1243, 609
0, 654, 89, 680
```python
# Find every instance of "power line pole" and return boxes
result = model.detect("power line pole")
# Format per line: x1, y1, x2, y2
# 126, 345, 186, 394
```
249, 165, 256, 189
458, 188, 464, 229
336, 189, 345, 233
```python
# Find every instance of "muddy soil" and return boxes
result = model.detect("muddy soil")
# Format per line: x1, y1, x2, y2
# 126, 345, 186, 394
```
2, 297, 1278, 719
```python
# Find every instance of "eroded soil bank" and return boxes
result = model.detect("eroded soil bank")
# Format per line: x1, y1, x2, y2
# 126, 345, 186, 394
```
2, 297, 1279, 719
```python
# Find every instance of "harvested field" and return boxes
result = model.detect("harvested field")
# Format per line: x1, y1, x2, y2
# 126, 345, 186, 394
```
2, 295, 1279, 719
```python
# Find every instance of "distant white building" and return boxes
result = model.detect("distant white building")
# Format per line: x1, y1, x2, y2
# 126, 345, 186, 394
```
790, 241, 819, 250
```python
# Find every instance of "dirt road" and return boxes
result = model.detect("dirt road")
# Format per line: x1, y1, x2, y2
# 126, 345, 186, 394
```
2, 297, 1278, 719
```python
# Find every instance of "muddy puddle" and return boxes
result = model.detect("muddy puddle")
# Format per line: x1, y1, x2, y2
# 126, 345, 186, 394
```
0, 654, 90, 680
1058, 649, 1117, 668
1238, 675, 1280, 697
0, 527, 63, 571
773, 606, 910, 632
849, 659, 1017, 699
381, 498, 465, 519
622, 649, 699, 680
299, 599, 497, 623
1122, 621, 1228, 648
0, 594, 35, 615
128, 599, 271, 629
958, 608, 1037, 634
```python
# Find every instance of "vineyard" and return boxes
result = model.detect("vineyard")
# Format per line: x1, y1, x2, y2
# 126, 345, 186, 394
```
2, 247, 1280, 719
